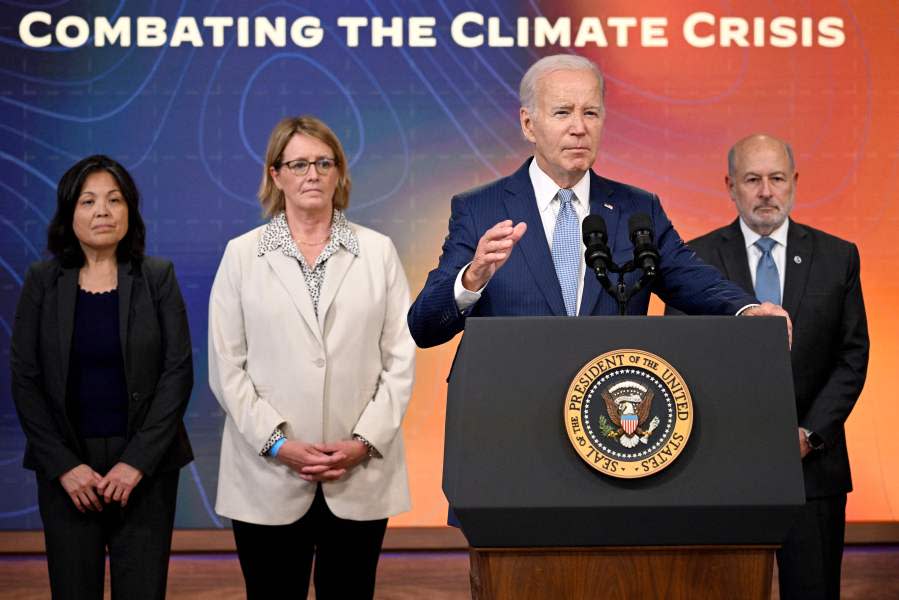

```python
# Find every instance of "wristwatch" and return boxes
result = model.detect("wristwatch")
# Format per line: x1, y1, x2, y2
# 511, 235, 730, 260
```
801, 428, 825, 450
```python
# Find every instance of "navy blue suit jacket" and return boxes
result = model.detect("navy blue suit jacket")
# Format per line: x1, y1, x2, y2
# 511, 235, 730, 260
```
408, 159, 757, 348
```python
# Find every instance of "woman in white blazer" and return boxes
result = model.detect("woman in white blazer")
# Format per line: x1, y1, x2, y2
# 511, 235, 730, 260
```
208, 116, 415, 600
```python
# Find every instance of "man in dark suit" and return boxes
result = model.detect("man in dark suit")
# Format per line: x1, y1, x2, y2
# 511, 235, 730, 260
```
408, 54, 788, 348
670, 134, 869, 599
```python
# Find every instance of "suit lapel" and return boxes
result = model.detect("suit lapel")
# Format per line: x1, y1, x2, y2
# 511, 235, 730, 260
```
503, 162, 566, 316
117, 262, 133, 369
317, 248, 354, 330
56, 266, 78, 392
264, 252, 323, 346
716, 220, 754, 294
782, 221, 811, 318
580, 173, 619, 315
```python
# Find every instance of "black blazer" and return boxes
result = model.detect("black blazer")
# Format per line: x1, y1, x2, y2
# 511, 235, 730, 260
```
668, 220, 869, 497
10, 257, 194, 480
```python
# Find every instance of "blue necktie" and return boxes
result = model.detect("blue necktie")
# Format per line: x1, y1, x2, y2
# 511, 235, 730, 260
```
754, 237, 781, 304
551, 189, 579, 316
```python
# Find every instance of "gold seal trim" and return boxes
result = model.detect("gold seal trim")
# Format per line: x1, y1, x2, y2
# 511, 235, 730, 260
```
564, 349, 693, 479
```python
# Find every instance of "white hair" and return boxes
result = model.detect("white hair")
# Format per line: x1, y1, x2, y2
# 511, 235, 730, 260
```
519, 54, 606, 114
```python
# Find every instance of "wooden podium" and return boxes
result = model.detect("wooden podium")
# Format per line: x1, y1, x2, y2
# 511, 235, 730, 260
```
469, 546, 774, 599
444, 317, 803, 600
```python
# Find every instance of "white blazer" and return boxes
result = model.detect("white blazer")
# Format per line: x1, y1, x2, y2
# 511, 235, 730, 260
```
209, 221, 415, 524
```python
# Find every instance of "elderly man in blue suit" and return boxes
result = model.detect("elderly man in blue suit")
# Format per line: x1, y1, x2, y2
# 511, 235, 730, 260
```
408, 54, 789, 348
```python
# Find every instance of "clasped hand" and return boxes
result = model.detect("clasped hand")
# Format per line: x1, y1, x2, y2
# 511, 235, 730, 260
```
59, 462, 144, 512
275, 439, 368, 482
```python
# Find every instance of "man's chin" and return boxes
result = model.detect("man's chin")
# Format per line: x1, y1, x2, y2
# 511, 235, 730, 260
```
750, 216, 785, 231
562, 159, 592, 175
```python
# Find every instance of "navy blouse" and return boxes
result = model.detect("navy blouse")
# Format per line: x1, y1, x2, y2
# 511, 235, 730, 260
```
67, 288, 129, 438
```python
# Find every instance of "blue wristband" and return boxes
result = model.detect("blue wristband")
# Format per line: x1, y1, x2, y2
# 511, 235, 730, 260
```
269, 437, 287, 457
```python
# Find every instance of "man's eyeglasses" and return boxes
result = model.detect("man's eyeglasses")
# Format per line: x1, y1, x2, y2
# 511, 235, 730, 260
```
277, 158, 337, 177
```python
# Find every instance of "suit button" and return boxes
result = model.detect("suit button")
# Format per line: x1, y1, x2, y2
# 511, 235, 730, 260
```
314, 358, 325, 368
132, 392, 139, 400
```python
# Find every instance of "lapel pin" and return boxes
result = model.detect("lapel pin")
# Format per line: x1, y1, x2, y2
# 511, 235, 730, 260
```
793, 255, 802, 264
603, 203, 613, 210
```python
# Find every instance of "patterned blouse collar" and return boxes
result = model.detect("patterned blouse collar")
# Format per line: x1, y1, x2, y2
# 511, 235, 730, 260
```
257, 209, 359, 258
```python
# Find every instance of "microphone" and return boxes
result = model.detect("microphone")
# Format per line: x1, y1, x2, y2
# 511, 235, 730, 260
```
628, 213, 660, 277
582, 215, 612, 277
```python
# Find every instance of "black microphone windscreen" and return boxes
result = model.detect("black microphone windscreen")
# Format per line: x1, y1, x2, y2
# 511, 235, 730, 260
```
582, 214, 608, 244
628, 212, 653, 234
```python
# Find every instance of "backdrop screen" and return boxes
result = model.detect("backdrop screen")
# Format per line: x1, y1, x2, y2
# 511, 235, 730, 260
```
0, 0, 896, 528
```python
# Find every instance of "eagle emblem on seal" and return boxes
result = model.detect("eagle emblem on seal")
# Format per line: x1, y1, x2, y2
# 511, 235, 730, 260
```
601, 381, 662, 448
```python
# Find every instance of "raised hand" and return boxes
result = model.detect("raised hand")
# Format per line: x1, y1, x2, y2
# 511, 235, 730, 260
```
461, 220, 527, 291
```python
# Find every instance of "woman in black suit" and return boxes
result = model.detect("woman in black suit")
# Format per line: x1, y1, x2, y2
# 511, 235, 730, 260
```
10, 155, 194, 600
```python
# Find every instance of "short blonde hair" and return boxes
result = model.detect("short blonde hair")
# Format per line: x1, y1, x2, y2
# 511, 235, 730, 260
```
258, 115, 351, 218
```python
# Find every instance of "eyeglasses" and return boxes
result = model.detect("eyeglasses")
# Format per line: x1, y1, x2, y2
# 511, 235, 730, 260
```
277, 157, 337, 177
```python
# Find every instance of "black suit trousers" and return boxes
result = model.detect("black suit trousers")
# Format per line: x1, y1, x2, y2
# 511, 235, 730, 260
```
232, 484, 388, 600
37, 437, 179, 600
776, 494, 847, 600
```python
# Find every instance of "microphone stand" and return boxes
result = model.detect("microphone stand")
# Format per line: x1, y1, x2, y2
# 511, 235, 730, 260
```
590, 260, 657, 315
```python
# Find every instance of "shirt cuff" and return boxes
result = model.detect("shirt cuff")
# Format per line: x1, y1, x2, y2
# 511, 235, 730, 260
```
260, 427, 286, 456
454, 263, 488, 313
735, 303, 760, 316
353, 433, 381, 459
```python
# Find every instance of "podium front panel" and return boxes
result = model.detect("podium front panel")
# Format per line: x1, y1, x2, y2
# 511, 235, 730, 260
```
444, 316, 804, 547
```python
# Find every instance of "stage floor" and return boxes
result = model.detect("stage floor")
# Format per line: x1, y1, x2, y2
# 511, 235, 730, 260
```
1, 546, 897, 598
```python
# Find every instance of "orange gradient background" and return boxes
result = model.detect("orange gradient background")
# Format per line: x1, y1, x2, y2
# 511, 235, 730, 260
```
391, 0, 899, 527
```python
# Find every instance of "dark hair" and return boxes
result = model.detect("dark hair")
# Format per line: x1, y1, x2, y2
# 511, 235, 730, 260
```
47, 155, 146, 267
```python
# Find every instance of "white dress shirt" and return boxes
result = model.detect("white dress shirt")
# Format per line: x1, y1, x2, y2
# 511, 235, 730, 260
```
454, 159, 591, 313
740, 217, 789, 299
741, 217, 815, 441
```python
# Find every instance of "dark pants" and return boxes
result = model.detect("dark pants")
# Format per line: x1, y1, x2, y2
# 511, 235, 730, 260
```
37, 437, 179, 600
776, 494, 847, 600
232, 485, 388, 600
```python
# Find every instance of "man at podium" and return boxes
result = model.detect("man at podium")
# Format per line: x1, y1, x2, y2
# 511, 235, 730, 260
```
672, 134, 869, 600
408, 54, 788, 348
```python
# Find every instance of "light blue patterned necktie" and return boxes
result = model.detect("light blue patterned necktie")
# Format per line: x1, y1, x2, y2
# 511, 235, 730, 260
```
551, 189, 579, 316
754, 237, 781, 304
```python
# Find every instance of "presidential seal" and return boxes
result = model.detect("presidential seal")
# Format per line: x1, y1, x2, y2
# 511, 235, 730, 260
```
564, 349, 693, 479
